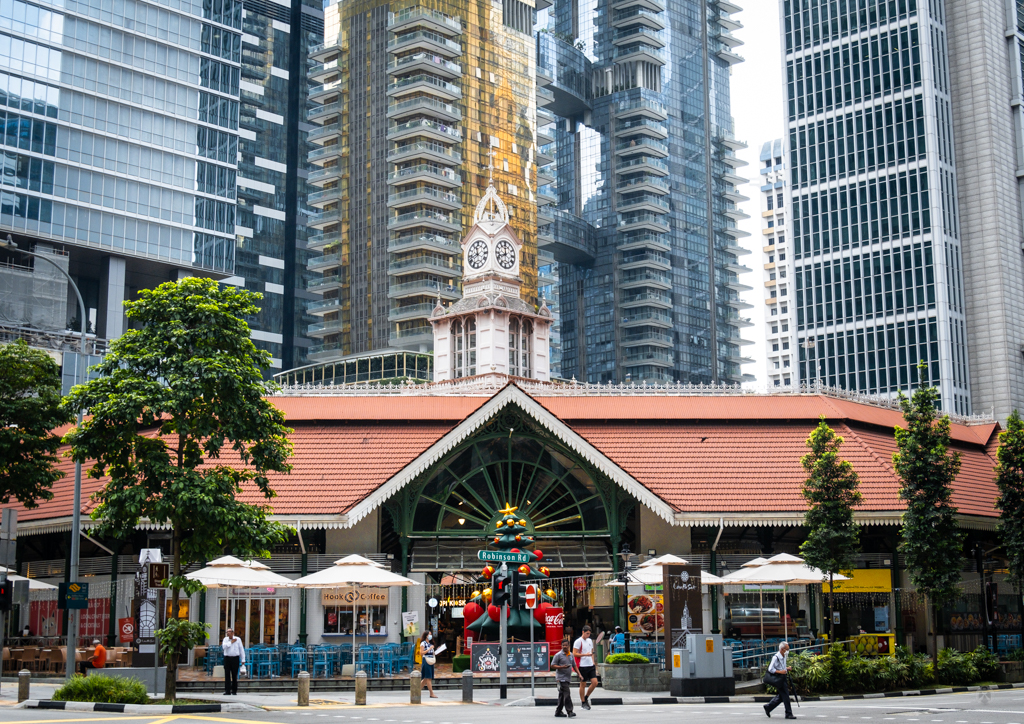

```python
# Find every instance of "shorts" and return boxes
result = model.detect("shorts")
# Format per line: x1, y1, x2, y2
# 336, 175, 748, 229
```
579, 665, 597, 681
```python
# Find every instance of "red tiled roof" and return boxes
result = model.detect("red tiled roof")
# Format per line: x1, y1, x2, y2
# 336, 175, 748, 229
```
12, 391, 1002, 525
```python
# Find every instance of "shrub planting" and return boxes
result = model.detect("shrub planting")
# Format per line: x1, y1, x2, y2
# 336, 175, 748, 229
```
52, 674, 149, 705
605, 652, 650, 665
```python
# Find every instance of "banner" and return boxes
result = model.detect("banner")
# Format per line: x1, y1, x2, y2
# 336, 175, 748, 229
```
663, 564, 702, 672
822, 569, 892, 593
626, 593, 664, 635
322, 588, 389, 605
470, 642, 549, 673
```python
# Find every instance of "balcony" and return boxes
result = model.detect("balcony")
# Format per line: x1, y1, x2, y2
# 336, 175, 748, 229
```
388, 53, 462, 80
387, 96, 462, 122
611, 0, 665, 12
612, 7, 665, 29
537, 188, 557, 206
387, 118, 462, 144
309, 59, 345, 82
616, 156, 669, 177
620, 310, 672, 327
620, 252, 670, 270
388, 30, 462, 58
614, 137, 669, 158
617, 232, 670, 252
613, 44, 666, 65
307, 297, 343, 316
307, 101, 344, 122
616, 176, 670, 195
308, 80, 344, 103
387, 208, 461, 233
309, 145, 343, 164
307, 252, 343, 271
307, 123, 340, 144
388, 186, 462, 211
388, 163, 461, 189
388, 141, 461, 166
618, 194, 670, 214
387, 279, 461, 300
308, 165, 343, 185
622, 330, 673, 347
388, 302, 437, 322
535, 33, 593, 118
615, 118, 668, 139
613, 26, 665, 48
388, 254, 462, 276
389, 233, 459, 254
618, 212, 670, 234
623, 348, 674, 365
309, 35, 343, 58
307, 318, 346, 337
619, 269, 671, 290
389, 325, 434, 348
617, 97, 668, 121
536, 208, 597, 266
307, 341, 346, 362
308, 208, 342, 229
307, 186, 343, 207
620, 291, 671, 309
308, 275, 343, 294
306, 231, 341, 251
388, 7, 462, 36
387, 74, 462, 102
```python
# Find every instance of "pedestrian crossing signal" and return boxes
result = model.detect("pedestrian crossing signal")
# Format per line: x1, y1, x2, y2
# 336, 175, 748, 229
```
0, 580, 12, 611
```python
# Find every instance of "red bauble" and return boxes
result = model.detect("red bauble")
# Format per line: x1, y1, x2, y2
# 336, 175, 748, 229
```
482, 565, 495, 578
533, 602, 551, 623
534, 549, 544, 561
463, 602, 484, 624
510, 548, 521, 553
518, 564, 531, 575
487, 604, 501, 622
539, 566, 551, 576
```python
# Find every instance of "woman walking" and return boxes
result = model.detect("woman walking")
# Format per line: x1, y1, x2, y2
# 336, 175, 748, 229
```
419, 630, 439, 698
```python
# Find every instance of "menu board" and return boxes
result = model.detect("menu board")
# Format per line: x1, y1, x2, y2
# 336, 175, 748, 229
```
626, 593, 664, 635
470, 642, 550, 673
663, 564, 703, 673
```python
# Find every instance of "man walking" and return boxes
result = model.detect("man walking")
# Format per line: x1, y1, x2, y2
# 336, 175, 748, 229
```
763, 641, 795, 719
551, 640, 577, 717
573, 625, 598, 710
222, 628, 245, 696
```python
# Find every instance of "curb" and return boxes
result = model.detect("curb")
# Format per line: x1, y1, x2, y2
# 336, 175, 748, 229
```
518, 681, 1024, 706
17, 699, 259, 713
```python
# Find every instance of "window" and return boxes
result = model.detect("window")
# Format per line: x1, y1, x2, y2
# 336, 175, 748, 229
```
781, 306, 788, 313
768, 255, 774, 263
508, 316, 533, 377
783, 341, 790, 350
772, 325, 778, 334
784, 360, 791, 368
766, 195, 774, 211
779, 252, 786, 261
775, 156, 782, 166
768, 220, 775, 228
773, 343, 780, 351
774, 361, 780, 369
776, 216, 784, 226
777, 193, 784, 208
771, 308, 778, 316
764, 159, 772, 168
774, 379, 781, 387
323, 606, 387, 635
219, 598, 289, 647
784, 376, 791, 386
782, 324, 789, 332
451, 317, 477, 378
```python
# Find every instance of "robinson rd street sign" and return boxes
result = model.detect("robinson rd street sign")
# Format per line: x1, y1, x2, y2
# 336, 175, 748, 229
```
478, 550, 531, 563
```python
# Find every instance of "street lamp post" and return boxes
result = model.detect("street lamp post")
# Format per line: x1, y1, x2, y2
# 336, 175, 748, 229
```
617, 543, 634, 654
1, 235, 87, 680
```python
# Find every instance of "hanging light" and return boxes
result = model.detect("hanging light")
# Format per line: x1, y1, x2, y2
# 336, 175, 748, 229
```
458, 518, 466, 525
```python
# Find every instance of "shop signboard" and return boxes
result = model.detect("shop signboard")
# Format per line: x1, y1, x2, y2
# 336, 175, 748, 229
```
321, 588, 389, 605
663, 565, 702, 673
470, 642, 549, 673
821, 569, 892, 593
626, 593, 664, 635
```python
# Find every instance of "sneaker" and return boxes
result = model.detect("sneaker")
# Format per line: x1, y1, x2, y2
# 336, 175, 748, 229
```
555, 713, 567, 718
785, 716, 797, 720
763, 704, 771, 718
581, 701, 591, 710
568, 713, 576, 718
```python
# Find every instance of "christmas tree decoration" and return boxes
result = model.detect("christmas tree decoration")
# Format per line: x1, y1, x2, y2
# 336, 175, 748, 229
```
462, 503, 558, 639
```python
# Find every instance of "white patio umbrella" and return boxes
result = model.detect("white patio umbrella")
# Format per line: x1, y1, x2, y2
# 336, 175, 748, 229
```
638, 554, 690, 568
0, 567, 57, 590
293, 555, 419, 666
185, 555, 298, 588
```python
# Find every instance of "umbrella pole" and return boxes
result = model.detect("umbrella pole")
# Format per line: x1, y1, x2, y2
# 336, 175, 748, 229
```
759, 585, 764, 651
353, 589, 357, 678
783, 584, 788, 641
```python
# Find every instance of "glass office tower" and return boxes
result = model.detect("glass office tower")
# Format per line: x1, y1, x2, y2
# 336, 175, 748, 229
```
538, 0, 753, 385
784, 0, 970, 414
304, 0, 539, 361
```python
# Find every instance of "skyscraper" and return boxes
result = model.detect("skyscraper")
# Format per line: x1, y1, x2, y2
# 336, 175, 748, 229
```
783, 0, 972, 414
539, 0, 753, 386
759, 137, 795, 388
0, 0, 319, 375
304, 0, 540, 363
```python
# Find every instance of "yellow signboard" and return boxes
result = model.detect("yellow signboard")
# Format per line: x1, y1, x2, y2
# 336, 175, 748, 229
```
822, 569, 892, 593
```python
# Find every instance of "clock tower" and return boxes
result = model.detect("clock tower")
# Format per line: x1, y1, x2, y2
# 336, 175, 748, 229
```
430, 185, 552, 382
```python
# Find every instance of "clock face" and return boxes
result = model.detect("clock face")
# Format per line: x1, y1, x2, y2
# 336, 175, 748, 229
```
495, 239, 516, 269
468, 240, 488, 269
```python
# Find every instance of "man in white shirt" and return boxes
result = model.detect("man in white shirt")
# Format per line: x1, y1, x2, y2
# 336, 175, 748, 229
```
572, 625, 598, 709
763, 641, 794, 719
221, 628, 246, 695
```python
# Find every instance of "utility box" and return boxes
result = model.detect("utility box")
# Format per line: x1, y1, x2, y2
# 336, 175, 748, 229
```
690, 633, 724, 678
669, 633, 735, 698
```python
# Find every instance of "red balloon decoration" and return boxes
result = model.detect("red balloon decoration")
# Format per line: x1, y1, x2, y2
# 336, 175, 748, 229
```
482, 565, 495, 578
534, 550, 543, 561
510, 548, 521, 553
533, 602, 551, 623
487, 604, 501, 622
518, 564, 531, 575
463, 602, 484, 624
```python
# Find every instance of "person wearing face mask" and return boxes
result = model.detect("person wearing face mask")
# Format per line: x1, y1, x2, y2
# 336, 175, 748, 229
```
418, 630, 438, 698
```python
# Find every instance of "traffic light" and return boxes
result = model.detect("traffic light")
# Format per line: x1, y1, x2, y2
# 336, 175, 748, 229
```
509, 570, 524, 608
0, 580, 12, 612
492, 573, 510, 606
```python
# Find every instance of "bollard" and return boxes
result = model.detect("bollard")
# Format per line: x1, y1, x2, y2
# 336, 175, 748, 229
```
410, 670, 422, 704
297, 671, 310, 707
461, 669, 473, 703
17, 669, 30, 703
355, 670, 367, 705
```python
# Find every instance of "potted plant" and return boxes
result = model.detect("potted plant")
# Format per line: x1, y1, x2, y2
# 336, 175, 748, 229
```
597, 652, 663, 692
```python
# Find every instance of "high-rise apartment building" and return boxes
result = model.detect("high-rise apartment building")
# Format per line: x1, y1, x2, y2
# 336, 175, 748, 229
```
760, 137, 795, 388
538, 0, 753, 386
783, 0, 972, 414
0, 0, 319, 375
304, 0, 540, 363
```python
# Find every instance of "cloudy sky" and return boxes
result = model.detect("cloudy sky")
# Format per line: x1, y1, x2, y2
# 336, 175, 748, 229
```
729, 0, 784, 386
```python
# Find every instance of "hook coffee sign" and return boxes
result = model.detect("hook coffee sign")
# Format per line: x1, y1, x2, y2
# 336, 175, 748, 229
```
321, 588, 389, 605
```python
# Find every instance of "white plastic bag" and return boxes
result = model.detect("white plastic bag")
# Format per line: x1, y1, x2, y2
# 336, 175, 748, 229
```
238, 664, 247, 677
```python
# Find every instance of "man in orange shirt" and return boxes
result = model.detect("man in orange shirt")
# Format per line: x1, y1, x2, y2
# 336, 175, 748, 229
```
79, 639, 106, 676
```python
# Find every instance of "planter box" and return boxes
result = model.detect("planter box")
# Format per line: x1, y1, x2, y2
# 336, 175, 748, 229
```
597, 663, 662, 692
998, 661, 1024, 683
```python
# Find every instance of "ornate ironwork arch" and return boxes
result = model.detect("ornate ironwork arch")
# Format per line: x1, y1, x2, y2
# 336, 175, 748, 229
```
405, 405, 612, 538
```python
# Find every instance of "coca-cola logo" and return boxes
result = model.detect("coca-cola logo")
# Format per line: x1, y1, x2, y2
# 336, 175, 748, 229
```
545, 611, 564, 626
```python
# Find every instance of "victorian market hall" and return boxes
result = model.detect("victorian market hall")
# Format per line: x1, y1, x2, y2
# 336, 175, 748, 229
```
5, 187, 1010, 662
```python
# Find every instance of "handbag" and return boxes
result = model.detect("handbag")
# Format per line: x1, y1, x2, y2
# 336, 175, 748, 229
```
762, 670, 784, 688
424, 655, 436, 666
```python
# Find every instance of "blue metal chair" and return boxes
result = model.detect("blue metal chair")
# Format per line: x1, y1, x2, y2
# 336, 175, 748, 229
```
312, 647, 333, 678
289, 647, 307, 677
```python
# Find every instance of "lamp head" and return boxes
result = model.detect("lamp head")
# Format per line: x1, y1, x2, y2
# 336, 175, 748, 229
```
0, 234, 15, 249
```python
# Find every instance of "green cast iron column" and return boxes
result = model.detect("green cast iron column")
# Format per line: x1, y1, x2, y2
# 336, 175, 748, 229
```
710, 550, 719, 634
299, 551, 308, 645
808, 584, 817, 638
107, 542, 118, 646
892, 546, 903, 647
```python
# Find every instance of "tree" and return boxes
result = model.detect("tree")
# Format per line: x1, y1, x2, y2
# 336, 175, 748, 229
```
0, 339, 72, 508
63, 278, 293, 700
994, 410, 1024, 650
799, 416, 862, 643
893, 362, 964, 667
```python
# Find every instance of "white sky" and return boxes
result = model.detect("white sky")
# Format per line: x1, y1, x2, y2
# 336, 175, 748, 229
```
728, 0, 784, 387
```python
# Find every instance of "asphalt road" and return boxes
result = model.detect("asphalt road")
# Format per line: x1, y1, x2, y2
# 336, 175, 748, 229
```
6, 689, 1024, 724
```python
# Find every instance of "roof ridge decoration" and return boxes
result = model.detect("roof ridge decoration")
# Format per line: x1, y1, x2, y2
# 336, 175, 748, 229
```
342, 382, 679, 528
473, 183, 509, 226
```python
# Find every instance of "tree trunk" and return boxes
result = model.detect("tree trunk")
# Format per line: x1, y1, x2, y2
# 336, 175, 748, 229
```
164, 531, 181, 701
828, 573, 835, 645
931, 598, 938, 672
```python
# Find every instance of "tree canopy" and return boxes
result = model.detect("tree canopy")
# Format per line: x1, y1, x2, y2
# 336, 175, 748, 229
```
63, 277, 292, 698
995, 410, 1024, 590
0, 339, 71, 508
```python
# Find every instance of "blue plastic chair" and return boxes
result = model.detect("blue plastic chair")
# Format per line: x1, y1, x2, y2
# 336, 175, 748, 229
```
312, 648, 333, 678
290, 647, 308, 677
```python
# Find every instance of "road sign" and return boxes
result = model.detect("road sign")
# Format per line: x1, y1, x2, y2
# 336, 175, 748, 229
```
119, 618, 135, 643
478, 550, 531, 563
58, 581, 89, 610
524, 583, 538, 610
